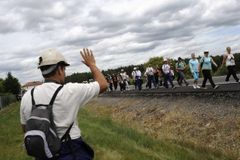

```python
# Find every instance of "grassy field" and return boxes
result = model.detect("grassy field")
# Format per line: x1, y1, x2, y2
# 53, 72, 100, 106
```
0, 103, 234, 160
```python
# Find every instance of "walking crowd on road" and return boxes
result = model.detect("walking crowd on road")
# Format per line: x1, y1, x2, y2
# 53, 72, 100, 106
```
105, 47, 240, 92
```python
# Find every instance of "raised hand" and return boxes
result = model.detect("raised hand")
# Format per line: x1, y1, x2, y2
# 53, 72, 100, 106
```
80, 48, 96, 67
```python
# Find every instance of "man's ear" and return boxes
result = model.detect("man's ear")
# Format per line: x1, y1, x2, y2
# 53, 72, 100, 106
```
56, 66, 61, 76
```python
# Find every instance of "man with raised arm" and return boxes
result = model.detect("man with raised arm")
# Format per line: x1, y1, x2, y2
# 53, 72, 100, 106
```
20, 48, 108, 160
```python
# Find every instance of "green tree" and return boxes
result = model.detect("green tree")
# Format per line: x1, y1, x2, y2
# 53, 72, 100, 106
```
65, 72, 93, 83
144, 57, 164, 68
3, 72, 21, 94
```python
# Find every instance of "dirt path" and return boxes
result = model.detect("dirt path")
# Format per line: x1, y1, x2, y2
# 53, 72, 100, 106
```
86, 96, 240, 158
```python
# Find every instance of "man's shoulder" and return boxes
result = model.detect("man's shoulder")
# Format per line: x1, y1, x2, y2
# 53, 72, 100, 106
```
64, 82, 100, 91
21, 89, 32, 101
65, 81, 97, 86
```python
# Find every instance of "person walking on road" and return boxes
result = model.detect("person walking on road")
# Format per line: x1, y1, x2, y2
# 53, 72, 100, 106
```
162, 58, 175, 89
175, 57, 189, 86
120, 69, 129, 90
112, 74, 118, 90
132, 67, 142, 90
20, 48, 108, 160
200, 51, 219, 89
189, 53, 200, 89
153, 66, 161, 88
145, 65, 155, 89
106, 74, 113, 91
222, 46, 239, 83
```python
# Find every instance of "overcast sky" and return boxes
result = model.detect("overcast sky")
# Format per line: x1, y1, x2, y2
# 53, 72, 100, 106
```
0, 0, 240, 84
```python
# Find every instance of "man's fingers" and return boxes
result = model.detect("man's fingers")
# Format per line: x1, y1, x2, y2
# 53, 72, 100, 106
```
83, 48, 87, 54
83, 48, 89, 56
86, 48, 90, 56
82, 48, 86, 57
81, 49, 88, 58
82, 48, 91, 57
80, 51, 85, 60
90, 50, 93, 57
80, 48, 95, 66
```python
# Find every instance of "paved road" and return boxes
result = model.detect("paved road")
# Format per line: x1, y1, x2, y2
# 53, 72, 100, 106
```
184, 74, 240, 86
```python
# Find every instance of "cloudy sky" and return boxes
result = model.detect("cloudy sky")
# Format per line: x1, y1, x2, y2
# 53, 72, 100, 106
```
0, 0, 240, 84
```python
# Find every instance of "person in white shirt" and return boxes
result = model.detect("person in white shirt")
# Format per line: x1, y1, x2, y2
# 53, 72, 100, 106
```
222, 47, 239, 83
120, 69, 129, 91
132, 67, 142, 90
132, 67, 137, 89
162, 59, 175, 89
145, 66, 154, 89
20, 48, 108, 160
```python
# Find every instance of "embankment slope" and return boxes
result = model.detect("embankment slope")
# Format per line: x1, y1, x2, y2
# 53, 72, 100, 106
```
86, 96, 240, 158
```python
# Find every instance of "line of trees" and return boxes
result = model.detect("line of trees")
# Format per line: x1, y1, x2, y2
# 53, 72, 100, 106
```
66, 53, 240, 83
0, 72, 21, 95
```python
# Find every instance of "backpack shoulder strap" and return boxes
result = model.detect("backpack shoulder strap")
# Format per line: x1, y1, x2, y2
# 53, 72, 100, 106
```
47, 85, 74, 142
49, 85, 64, 106
61, 122, 74, 142
47, 85, 63, 128
31, 88, 36, 111
31, 88, 35, 105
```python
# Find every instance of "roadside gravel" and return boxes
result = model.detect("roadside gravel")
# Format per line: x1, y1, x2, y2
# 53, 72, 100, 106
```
87, 95, 240, 158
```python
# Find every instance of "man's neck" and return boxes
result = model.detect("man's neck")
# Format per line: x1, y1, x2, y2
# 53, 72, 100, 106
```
45, 78, 62, 84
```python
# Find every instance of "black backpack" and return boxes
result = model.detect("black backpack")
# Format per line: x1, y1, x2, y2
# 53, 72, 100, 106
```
24, 85, 65, 159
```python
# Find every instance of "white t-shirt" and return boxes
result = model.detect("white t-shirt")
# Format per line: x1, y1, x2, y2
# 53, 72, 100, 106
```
20, 82, 100, 140
132, 71, 136, 78
132, 70, 141, 78
145, 67, 154, 76
225, 53, 235, 66
162, 64, 171, 74
136, 70, 141, 77
120, 72, 128, 80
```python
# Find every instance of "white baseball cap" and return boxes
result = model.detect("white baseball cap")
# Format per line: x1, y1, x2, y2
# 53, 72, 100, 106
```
38, 49, 69, 68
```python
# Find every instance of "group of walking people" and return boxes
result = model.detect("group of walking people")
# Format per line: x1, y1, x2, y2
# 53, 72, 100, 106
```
143, 57, 187, 89
189, 47, 239, 89
112, 46, 239, 91
106, 69, 130, 92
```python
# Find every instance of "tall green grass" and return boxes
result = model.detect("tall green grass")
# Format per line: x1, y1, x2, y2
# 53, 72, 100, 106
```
0, 103, 30, 160
0, 103, 234, 160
